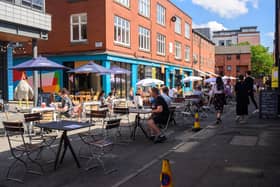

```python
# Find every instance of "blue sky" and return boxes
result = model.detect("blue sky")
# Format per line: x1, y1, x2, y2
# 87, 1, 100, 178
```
171, 0, 275, 51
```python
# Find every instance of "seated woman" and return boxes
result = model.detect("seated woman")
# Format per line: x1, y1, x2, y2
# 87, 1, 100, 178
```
98, 90, 106, 106
56, 88, 82, 121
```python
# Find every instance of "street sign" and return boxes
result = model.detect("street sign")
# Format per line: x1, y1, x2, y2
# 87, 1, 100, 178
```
272, 66, 278, 88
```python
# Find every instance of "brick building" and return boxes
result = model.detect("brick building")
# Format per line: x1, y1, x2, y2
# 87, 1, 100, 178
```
215, 46, 251, 78
16, 0, 198, 96
192, 30, 215, 77
213, 26, 260, 46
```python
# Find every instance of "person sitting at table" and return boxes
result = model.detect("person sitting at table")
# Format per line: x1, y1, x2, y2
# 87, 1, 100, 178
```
98, 90, 106, 105
147, 87, 169, 143
161, 86, 172, 107
57, 88, 82, 121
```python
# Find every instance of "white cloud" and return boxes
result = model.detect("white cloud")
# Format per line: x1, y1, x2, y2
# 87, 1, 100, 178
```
191, 0, 259, 18
193, 21, 227, 32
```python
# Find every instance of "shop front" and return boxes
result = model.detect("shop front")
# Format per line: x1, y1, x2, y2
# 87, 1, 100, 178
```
14, 53, 193, 99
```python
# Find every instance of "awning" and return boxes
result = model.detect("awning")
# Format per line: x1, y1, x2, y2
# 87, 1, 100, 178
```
193, 69, 210, 76
207, 71, 219, 77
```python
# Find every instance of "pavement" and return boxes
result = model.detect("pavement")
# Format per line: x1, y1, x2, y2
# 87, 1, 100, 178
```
0, 101, 279, 187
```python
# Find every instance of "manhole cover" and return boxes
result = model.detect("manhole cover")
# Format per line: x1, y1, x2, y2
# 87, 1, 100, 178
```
230, 136, 258, 146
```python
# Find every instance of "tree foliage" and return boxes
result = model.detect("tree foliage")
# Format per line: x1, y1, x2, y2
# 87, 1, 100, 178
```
251, 45, 274, 78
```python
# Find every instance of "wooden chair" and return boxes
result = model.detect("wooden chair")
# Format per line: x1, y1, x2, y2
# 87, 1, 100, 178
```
3, 121, 44, 183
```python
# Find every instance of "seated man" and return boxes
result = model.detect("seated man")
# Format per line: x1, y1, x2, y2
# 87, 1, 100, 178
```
161, 86, 172, 107
56, 88, 82, 120
147, 87, 169, 143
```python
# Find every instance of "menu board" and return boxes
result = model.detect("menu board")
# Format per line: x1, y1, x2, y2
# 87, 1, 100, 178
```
259, 90, 278, 119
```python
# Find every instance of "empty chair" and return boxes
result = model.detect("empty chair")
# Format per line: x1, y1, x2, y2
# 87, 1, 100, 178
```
24, 113, 57, 157
3, 121, 44, 183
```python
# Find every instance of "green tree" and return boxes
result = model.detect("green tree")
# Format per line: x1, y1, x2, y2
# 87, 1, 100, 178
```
251, 45, 274, 78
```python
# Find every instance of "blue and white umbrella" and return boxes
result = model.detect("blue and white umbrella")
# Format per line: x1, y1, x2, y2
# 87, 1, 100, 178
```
68, 61, 112, 74
136, 78, 164, 87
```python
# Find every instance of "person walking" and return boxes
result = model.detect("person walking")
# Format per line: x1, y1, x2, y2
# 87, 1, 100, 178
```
210, 76, 225, 125
244, 71, 258, 113
235, 75, 249, 123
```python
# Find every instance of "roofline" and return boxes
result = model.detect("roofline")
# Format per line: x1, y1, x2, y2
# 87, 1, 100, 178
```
192, 29, 215, 45
213, 26, 259, 34
167, 0, 192, 20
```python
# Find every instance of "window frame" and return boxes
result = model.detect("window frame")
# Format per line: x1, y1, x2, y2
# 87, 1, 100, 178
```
156, 3, 166, 26
185, 45, 190, 62
174, 41, 182, 60
184, 22, 190, 39
138, 26, 151, 52
139, 0, 150, 18
114, 0, 130, 8
174, 16, 182, 34
70, 13, 88, 43
114, 15, 131, 47
156, 33, 166, 56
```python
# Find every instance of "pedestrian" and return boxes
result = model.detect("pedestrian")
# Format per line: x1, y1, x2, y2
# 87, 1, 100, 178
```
98, 90, 106, 105
244, 71, 258, 113
210, 76, 225, 125
161, 86, 172, 107
147, 87, 169, 143
128, 87, 134, 101
235, 75, 249, 123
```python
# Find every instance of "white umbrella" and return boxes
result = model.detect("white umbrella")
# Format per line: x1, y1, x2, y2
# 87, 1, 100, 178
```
136, 78, 164, 87
204, 77, 216, 83
182, 76, 203, 83
222, 76, 237, 80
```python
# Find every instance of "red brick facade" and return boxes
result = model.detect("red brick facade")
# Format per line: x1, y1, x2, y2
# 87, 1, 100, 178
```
35, 0, 194, 68
192, 30, 215, 75
215, 46, 251, 78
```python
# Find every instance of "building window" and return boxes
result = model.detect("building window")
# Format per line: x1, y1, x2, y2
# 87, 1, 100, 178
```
227, 65, 232, 71
219, 40, 225, 46
139, 0, 150, 18
185, 22, 190, 39
174, 16, 181, 34
156, 33, 166, 55
236, 54, 240, 59
226, 40, 232, 46
227, 55, 231, 60
236, 66, 240, 72
185, 46, 190, 61
139, 26, 150, 51
175, 41, 182, 59
157, 4, 166, 26
70, 13, 87, 42
114, 16, 130, 46
115, 0, 129, 7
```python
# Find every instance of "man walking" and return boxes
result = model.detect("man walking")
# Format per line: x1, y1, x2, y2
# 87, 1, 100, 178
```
244, 71, 258, 113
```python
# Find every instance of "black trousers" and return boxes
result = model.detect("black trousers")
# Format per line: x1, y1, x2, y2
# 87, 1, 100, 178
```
249, 92, 258, 109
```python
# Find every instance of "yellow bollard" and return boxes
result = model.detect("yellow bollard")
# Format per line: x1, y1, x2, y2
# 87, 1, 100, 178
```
192, 112, 201, 132
160, 159, 173, 187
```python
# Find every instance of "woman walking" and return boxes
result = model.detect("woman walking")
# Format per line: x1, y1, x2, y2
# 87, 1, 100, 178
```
211, 76, 225, 124
235, 75, 249, 123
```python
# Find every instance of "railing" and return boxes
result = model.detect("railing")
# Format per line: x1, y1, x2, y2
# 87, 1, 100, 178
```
0, 0, 45, 12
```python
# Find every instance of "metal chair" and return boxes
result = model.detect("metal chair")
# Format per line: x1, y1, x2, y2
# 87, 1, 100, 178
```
78, 119, 118, 174
24, 113, 57, 158
3, 121, 44, 183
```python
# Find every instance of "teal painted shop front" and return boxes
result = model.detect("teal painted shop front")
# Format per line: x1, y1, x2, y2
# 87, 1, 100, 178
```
13, 53, 193, 99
